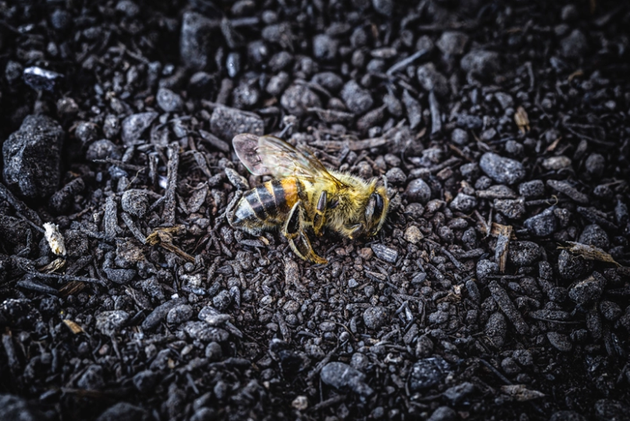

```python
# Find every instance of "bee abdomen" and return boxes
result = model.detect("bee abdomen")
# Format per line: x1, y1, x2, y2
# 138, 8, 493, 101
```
231, 180, 293, 227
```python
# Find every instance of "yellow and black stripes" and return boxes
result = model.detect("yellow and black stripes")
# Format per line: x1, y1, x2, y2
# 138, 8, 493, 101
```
231, 177, 303, 229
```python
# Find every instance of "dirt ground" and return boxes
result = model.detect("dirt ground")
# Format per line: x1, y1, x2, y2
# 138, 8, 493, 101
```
0, 1, 629, 420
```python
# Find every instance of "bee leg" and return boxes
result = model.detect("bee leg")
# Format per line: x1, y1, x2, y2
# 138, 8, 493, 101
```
283, 200, 327, 264
312, 190, 327, 236
341, 223, 363, 240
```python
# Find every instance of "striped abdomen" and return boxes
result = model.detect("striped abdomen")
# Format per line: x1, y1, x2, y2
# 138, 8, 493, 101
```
231, 178, 301, 230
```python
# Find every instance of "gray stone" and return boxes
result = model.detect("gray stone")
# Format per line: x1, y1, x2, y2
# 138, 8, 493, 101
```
408, 357, 450, 391
3, 115, 64, 199
405, 178, 431, 204
180, 12, 216, 70
0, 394, 50, 421
156, 88, 183, 113
96, 310, 129, 335
210, 106, 264, 142
450, 193, 477, 212
320, 362, 374, 396
524, 207, 558, 237
340, 80, 374, 114
416, 63, 449, 97
461, 50, 500, 78
569, 272, 606, 305
479, 152, 526, 185
436, 32, 469, 56
121, 112, 158, 146
363, 306, 388, 329
96, 402, 149, 421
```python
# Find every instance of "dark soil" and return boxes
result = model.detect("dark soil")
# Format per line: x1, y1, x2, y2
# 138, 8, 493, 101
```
0, 1, 629, 420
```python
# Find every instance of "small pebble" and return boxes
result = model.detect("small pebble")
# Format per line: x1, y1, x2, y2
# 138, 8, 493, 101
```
371, 244, 398, 263
523, 207, 558, 237
320, 362, 373, 396
479, 152, 526, 185
363, 306, 388, 330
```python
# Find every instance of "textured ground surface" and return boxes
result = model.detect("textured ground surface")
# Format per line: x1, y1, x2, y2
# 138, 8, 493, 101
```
0, 1, 629, 420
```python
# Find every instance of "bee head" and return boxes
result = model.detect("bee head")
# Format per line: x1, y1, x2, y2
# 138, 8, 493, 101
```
365, 184, 389, 236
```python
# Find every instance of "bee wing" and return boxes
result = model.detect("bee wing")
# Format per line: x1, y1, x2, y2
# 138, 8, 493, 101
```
257, 135, 348, 187
233, 133, 270, 176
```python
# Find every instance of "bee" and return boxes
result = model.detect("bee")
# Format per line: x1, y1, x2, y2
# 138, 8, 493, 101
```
226, 133, 389, 264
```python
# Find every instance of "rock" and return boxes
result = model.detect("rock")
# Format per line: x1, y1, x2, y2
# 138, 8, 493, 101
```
363, 306, 388, 329
77, 364, 105, 390
23, 66, 63, 91
121, 189, 150, 218
519, 180, 544, 197
408, 357, 450, 391
494, 92, 514, 109
385, 167, 406, 185
546, 179, 589, 204
3, 114, 64, 199
578, 224, 609, 249
450, 193, 477, 212
0, 394, 50, 421
121, 112, 158, 146
599, 301, 622, 321
266, 72, 290, 96
133, 370, 158, 393
372, 0, 393, 16
212, 290, 232, 311
404, 226, 423, 244
96, 402, 149, 421
488, 281, 529, 334
405, 178, 431, 204
443, 382, 476, 404
320, 362, 373, 396
549, 411, 587, 421
210, 106, 264, 141
485, 312, 507, 348
371, 244, 398, 263
457, 114, 483, 130
156, 88, 184, 113
416, 63, 449, 97
594, 399, 630, 421
427, 406, 457, 421
508, 241, 541, 266
75, 121, 99, 145
205, 342, 223, 360
524, 207, 558, 237
167, 304, 194, 324
312, 34, 338, 61
560, 29, 588, 58
547, 332, 572, 352
436, 32, 469, 56
584, 153, 605, 179
494, 198, 526, 219
569, 272, 606, 305
340, 80, 373, 114
311, 72, 343, 92
479, 152, 526, 185
96, 310, 130, 335
180, 11, 216, 70
542, 156, 572, 170
476, 259, 499, 281
557, 250, 588, 280
451, 128, 469, 145
86, 139, 122, 161
142, 299, 185, 330
461, 50, 500, 78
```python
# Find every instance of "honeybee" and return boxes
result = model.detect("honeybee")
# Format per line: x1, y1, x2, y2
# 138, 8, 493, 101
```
226, 133, 389, 264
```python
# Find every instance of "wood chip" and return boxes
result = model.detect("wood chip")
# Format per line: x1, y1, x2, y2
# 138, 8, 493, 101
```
63, 319, 84, 334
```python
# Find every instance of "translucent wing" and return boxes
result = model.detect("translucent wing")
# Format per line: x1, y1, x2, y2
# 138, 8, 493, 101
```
233, 133, 269, 176
257, 135, 348, 187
